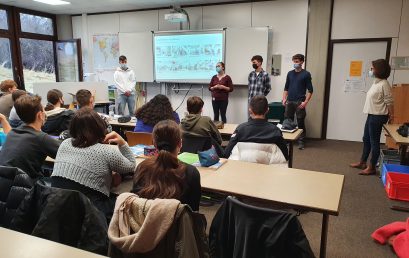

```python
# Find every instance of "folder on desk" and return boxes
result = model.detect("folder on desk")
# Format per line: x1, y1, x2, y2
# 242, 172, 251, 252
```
178, 152, 227, 170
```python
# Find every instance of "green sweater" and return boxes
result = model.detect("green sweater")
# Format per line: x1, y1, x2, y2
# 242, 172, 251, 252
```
180, 114, 222, 144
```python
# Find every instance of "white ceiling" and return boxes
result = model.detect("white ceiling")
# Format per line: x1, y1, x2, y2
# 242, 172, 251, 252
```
0, 0, 249, 15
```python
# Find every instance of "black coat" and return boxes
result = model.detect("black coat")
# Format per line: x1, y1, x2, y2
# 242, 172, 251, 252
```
0, 166, 33, 228
10, 182, 108, 255
42, 109, 75, 136
209, 196, 315, 258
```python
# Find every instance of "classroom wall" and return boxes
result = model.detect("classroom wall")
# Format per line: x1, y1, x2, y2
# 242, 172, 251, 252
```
70, 0, 309, 125
56, 15, 73, 40
331, 0, 409, 84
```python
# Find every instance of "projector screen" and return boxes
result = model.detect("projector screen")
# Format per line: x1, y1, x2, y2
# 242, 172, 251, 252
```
153, 30, 225, 83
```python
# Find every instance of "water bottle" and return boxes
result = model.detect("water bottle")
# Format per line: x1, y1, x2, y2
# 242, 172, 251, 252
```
109, 105, 115, 119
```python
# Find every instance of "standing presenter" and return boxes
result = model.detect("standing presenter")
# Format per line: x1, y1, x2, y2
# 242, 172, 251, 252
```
209, 62, 234, 123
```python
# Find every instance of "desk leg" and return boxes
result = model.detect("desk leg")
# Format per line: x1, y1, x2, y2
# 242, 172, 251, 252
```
288, 142, 293, 168
320, 213, 329, 258
400, 145, 408, 165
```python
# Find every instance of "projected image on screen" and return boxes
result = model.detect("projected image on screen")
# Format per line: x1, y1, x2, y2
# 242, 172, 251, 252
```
154, 32, 224, 82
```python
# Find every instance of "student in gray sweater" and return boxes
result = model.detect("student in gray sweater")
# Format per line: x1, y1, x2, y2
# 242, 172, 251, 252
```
51, 107, 136, 220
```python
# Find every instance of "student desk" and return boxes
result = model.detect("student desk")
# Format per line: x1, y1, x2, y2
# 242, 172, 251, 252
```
0, 227, 107, 258
383, 124, 409, 165
111, 158, 343, 258
219, 123, 303, 168
109, 119, 135, 128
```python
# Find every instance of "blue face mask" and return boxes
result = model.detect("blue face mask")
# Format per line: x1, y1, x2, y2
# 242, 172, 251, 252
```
368, 70, 375, 78
293, 63, 301, 69
120, 64, 128, 70
216, 67, 222, 73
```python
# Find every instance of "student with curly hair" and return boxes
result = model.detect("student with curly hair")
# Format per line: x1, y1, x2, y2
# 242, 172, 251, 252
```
133, 94, 180, 133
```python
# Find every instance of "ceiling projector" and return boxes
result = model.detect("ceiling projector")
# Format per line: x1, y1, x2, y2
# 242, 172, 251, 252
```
164, 12, 187, 23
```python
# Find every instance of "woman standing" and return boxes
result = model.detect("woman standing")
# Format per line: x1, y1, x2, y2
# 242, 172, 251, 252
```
209, 62, 233, 123
350, 59, 394, 175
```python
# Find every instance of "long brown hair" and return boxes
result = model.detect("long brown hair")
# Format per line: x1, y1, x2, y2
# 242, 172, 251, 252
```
70, 107, 107, 148
133, 120, 186, 199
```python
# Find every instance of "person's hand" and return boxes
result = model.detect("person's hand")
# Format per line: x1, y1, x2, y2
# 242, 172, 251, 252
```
104, 131, 127, 146
0, 113, 6, 122
388, 114, 394, 124
282, 99, 287, 106
124, 91, 131, 97
111, 172, 122, 188
298, 101, 308, 109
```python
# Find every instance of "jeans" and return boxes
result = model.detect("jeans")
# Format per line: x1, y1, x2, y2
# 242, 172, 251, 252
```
284, 101, 307, 142
361, 114, 389, 166
118, 92, 136, 116
212, 100, 228, 123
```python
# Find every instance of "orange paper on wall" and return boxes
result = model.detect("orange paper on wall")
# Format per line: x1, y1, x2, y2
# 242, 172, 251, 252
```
349, 61, 363, 77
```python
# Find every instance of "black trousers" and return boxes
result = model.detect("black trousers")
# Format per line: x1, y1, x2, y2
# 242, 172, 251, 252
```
285, 101, 307, 142
212, 100, 228, 123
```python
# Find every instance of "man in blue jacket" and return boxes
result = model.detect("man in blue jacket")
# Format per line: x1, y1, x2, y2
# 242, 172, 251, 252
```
282, 54, 313, 150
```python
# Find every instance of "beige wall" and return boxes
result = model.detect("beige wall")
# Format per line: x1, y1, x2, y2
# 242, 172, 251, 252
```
305, 0, 332, 138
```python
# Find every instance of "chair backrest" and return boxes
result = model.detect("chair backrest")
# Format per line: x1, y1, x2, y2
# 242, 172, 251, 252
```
209, 196, 314, 258
181, 134, 212, 154
125, 131, 153, 146
0, 166, 33, 228
229, 142, 287, 165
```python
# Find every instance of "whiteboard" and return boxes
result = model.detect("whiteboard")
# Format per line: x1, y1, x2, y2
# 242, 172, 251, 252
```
225, 27, 271, 85
118, 27, 271, 85
33, 82, 109, 106
119, 32, 154, 82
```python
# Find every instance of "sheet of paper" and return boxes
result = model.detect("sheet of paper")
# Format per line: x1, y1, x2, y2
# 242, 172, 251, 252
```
349, 61, 363, 77
344, 78, 365, 92
178, 152, 200, 165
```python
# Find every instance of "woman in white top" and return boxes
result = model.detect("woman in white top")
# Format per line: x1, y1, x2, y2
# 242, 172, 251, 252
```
350, 59, 394, 175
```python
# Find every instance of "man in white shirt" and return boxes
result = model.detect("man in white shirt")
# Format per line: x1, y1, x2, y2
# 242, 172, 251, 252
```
114, 55, 136, 116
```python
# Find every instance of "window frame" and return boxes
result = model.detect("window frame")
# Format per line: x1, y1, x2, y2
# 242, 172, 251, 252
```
0, 4, 57, 90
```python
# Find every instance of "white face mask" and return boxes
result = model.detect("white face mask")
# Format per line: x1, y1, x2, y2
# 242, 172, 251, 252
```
120, 63, 128, 70
368, 70, 375, 78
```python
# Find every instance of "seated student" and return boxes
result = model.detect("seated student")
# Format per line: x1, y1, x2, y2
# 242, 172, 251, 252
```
51, 107, 136, 219
9, 90, 27, 128
0, 79, 18, 118
42, 89, 74, 136
0, 95, 61, 179
224, 95, 289, 163
134, 94, 180, 133
59, 89, 112, 140
132, 120, 201, 211
181, 96, 222, 145
0, 113, 11, 146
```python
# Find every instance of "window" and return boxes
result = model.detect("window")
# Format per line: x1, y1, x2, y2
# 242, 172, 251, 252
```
20, 13, 54, 36
0, 5, 57, 91
0, 38, 13, 82
0, 9, 7, 30
20, 38, 55, 92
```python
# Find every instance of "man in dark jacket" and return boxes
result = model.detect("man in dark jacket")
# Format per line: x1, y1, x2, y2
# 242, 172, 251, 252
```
181, 96, 222, 145
224, 95, 288, 159
0, 95, 60, 179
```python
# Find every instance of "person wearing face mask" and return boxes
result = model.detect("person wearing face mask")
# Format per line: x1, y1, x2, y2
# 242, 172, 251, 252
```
114, 55, 136, 116
0, 95, 61, 179
350, 59, 394, 175
42, 89, 75, 136
248, 55, 271, 103
209, 62, 234, 123
282, 54, 313, 150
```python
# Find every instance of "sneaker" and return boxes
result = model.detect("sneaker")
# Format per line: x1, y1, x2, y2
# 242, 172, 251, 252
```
298, 142, 305, 150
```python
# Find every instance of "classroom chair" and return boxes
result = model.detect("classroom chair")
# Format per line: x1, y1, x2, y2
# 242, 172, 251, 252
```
180, 134, 212, 153
125, 131, 153, 146
108, 193, 209, 258
0, 166, 33, 228
209, 196, 314, 258
10, 181, 108, 255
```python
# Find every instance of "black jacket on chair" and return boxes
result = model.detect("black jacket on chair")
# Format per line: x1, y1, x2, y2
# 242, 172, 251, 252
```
42, 109, 75, 136
10, 182, 108, 255
0, 166, 33, 228
209, 196, 315, 258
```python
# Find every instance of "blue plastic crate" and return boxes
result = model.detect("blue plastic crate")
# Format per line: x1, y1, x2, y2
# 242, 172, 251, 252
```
382, 164, 409, 186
